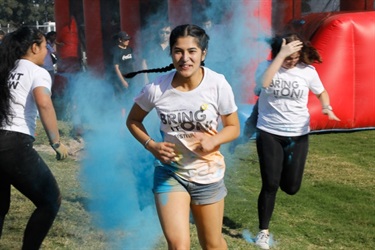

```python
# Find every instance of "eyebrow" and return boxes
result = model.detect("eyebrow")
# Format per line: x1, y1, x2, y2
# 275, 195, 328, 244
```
173, 46, 198, 51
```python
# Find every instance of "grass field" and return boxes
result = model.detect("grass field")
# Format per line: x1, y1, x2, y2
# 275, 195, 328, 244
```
1, 121, 374, 250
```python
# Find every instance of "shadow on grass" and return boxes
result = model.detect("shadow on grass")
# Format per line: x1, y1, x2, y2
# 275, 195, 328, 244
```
222, 216, 244, 239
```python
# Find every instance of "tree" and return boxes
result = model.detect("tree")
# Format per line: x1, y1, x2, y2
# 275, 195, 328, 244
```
0, 0, 54, 28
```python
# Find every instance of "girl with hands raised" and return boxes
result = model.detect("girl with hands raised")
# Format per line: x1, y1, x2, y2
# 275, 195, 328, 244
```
253, 33, 340, 249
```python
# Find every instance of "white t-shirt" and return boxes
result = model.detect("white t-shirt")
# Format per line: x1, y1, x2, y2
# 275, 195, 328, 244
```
2, 59, 52, 137
135, 67, 237, 184
257, 62, 325, 136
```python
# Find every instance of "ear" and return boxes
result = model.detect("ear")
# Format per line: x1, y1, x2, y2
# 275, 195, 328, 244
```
202, 49, 207, 61
30, 43, 39, 54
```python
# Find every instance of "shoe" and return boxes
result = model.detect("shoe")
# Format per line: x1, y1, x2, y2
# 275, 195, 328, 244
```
255, 230, 270, 249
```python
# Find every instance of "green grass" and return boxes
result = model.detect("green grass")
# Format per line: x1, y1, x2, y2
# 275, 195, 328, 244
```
1, 121, 374, 249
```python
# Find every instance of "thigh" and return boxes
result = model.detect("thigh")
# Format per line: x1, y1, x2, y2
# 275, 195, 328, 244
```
10, 137, 60, 206
281, 135, 309, 190
191, 199, 226, 248
153, 166, 192, 246
155, 192, 191, 247
256, 130, 284, 188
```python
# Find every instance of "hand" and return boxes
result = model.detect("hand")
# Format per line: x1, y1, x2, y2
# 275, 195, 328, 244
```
194, 133, 219, 153
147, 141, 176, 164
279, 39, 303, 58
52, 142, 69, 160
322, 109, 341, 121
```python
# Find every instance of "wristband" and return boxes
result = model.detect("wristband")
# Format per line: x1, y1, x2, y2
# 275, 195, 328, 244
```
144, 138, 153, 149
50, 141, 60, 149
322, 105, 333, 111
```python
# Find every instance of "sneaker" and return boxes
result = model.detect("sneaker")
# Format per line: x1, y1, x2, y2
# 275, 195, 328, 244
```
255, 230, 270, 249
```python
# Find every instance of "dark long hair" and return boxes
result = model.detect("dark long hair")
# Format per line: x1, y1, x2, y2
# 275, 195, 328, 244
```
0, 27, 45, 127
124, 24, 210, 79
271, 33, 322, 65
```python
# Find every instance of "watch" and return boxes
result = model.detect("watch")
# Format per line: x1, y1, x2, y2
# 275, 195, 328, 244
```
50, 141, 60, 149
323, 105, 333, 111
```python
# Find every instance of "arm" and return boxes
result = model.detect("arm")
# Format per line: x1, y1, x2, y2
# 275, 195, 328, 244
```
316, 90, 341, 121
262, 39, 303, 88
33, 86, 68, 160
199, 111, 240, 153
126, 103, 176, 163
114, 64, 129, 88
141, 59, 150, 83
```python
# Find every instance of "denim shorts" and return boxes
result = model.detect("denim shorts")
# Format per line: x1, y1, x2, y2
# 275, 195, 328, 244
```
153, 166, 227, 205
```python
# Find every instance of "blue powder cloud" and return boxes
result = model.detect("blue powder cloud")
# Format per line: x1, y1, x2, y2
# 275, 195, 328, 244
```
65, 72, 162, 248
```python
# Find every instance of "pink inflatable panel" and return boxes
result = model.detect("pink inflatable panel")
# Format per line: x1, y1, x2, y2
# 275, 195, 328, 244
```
306, 11, 375, 131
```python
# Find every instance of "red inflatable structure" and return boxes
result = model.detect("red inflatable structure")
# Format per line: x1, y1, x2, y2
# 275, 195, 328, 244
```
304, 11, 375, 131
52, 0, 375, 131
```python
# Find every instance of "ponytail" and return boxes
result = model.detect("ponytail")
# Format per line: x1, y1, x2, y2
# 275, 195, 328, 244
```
123, 63, 175, 78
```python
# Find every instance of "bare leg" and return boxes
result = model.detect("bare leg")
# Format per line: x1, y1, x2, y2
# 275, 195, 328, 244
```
155, 192, 191, 250
191, 199, 227, 250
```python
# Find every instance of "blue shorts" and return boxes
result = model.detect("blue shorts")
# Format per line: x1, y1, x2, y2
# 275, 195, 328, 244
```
153, 166, 227, 205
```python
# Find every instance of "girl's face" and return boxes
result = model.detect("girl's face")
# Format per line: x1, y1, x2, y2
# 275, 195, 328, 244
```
171, 36, 206, 79
282, 52, 300, 69
35, 37, 48, 66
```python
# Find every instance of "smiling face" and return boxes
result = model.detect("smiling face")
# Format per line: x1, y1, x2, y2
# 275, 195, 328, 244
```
171, 36, 206, 80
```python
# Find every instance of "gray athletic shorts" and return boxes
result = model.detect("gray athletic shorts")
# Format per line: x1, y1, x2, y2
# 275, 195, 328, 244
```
153, 166, 227, 205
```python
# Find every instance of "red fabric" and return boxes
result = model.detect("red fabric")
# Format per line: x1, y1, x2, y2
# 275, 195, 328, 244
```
306, 11, 375, 130
58, 17, 79, 59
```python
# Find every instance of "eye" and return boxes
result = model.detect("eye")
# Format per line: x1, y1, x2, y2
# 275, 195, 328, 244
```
188, 49, 198, 54
173, 50, 182, 56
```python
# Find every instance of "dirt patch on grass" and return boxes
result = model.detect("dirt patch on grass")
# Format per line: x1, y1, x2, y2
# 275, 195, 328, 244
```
34, 136, 85, 161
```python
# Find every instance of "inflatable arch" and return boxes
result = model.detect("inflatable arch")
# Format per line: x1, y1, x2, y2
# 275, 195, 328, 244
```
304, 11, 375, 131
52, 1, 374, 131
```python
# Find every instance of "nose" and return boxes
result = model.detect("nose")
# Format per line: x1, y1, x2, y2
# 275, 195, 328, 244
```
181, 52, 189, 62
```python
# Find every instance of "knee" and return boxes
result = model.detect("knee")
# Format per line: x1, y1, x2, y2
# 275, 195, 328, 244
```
165, 233, 190, 250
262, 182, 279, 195
199, 235, 227, 250
166, 240, 190, 250
41, 193, 61, 217
51, 194, 62, 214
281, 185, 300, 195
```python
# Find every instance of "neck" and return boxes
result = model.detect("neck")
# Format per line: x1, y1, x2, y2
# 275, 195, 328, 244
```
173, 67, 204, 91
160, 42, 168, 50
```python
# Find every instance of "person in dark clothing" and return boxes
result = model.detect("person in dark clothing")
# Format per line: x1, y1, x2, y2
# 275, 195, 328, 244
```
0, 27, 68, 249
112, 31, 135, 93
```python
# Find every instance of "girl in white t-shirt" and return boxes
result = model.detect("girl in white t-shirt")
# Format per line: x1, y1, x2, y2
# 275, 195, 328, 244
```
254, 33, 340, 249
0, 27, 68, 249
126, 24, 240, 250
